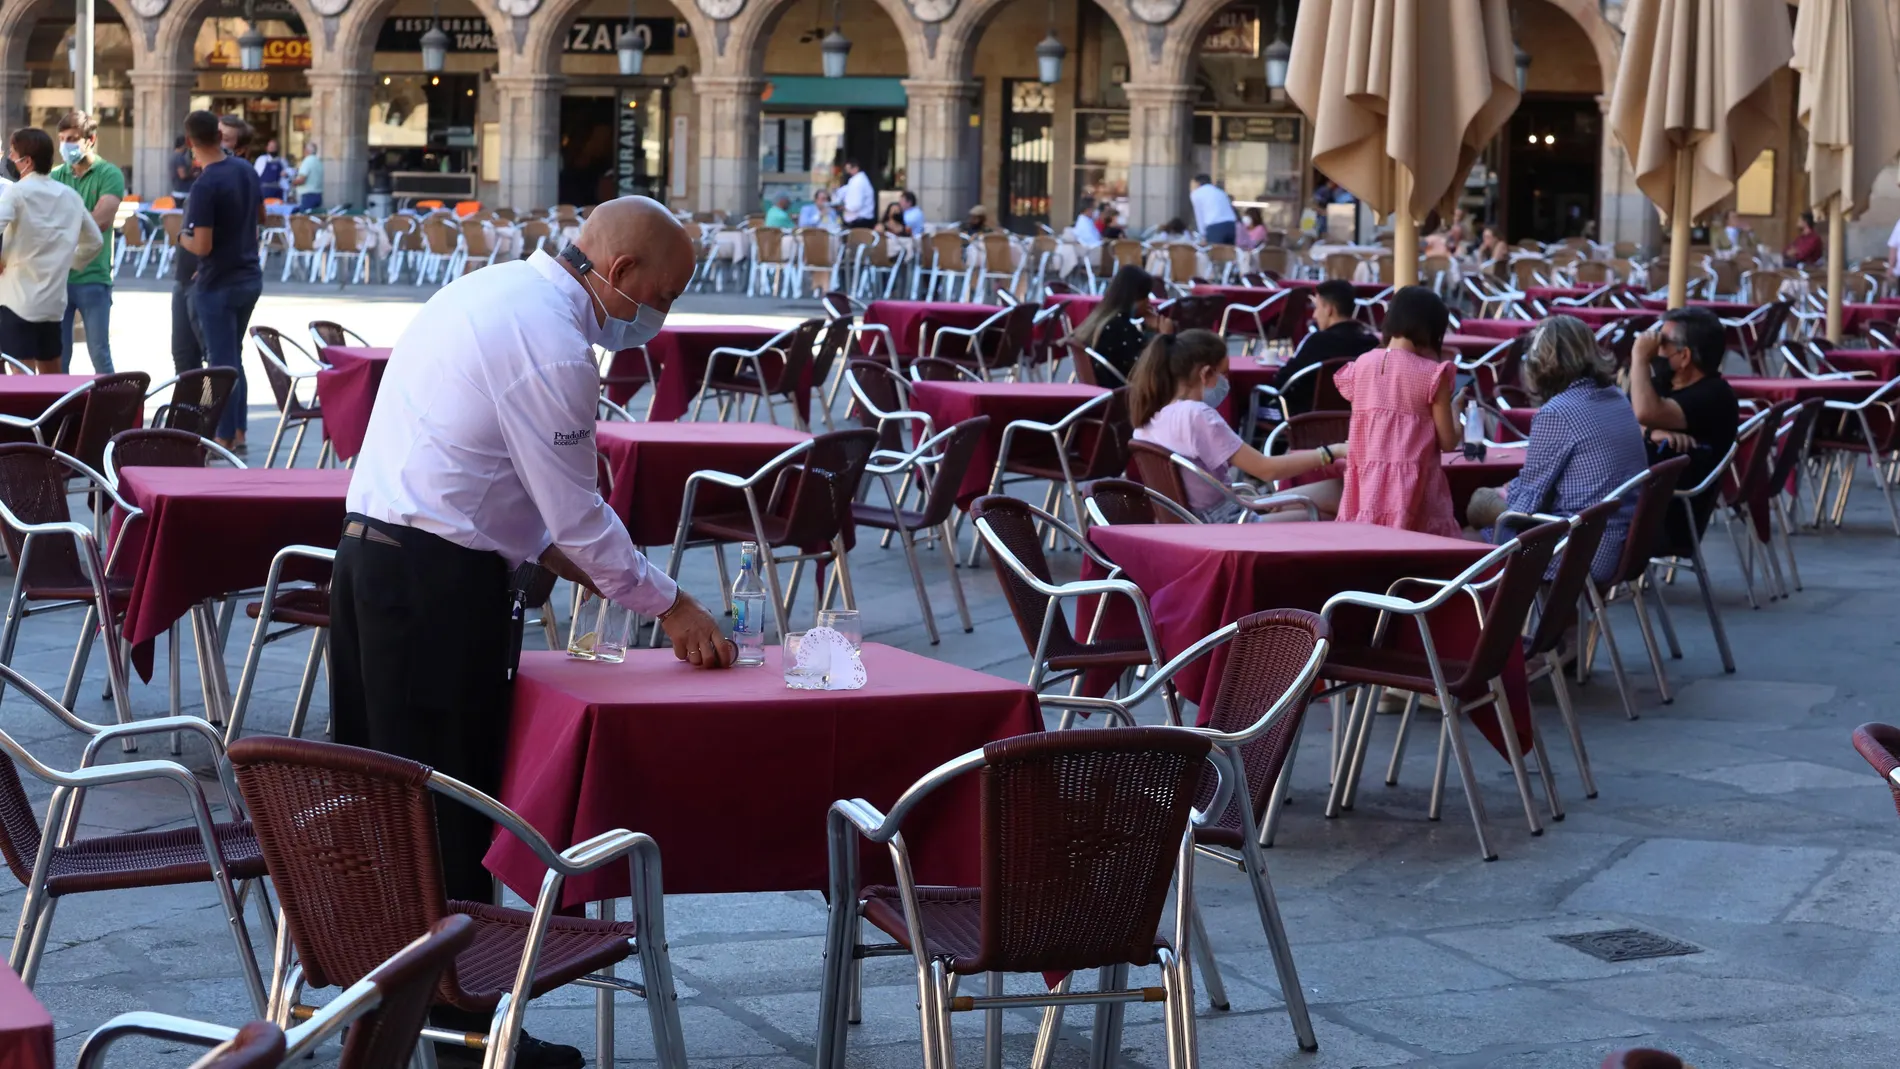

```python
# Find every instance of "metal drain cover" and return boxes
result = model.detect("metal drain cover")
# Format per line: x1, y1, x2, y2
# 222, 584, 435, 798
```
1550, 928, 1702, 963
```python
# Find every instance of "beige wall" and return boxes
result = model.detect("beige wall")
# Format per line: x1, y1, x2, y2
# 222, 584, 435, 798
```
1520, 0, 1602, 95
760, 0, 908, 76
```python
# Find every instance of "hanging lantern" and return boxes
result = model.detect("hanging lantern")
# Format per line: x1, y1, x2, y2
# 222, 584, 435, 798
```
618, 23, 650, 75
1034, 0, 1064, 84
1263, 0, 1290, 89
421, 0, 449, 73
820, 0, 849, 78
237, 24, 266, 71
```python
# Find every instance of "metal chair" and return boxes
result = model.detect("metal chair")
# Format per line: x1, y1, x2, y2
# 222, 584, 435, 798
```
817, 727, 1231, 1069
692, 319, 818, 431
1760, 399, 1822, 590
0, 661, 268, 1014
1811, 377, 1900, 534
147, 368, 240, 440
1581, 456, 1693, 711
1082, 477, 1199, 526
926, 303, 1038, 380
748, 226, 792, 297
1709, 403, 1794, 605
851, 417, 987, 644
78, 914, 476, 1069
843, 359, 932, 454
1852, 722, 1900, 822
248, 327, 329, 468
1649, 431, 1749, 677
915, 231, 972, 301
307, 320, 370, 352
978, 389, 1131, 558
227, 735, 686, 1069
1127, 440, 1319, 522
225, 544, 334, 746
1320, 519, 1571, 860
0, 371, 150, 478
663, 428, 879, 644
596, 343, 660, 421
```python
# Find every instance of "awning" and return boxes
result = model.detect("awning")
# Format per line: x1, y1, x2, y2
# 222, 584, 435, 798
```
760, 76, 907, 110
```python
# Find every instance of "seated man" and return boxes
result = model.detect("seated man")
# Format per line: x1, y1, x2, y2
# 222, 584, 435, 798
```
797, 188, 836, 229
1628, 305, 1739, 546
764, 195, 795, 230
1270, 279, 1376, 415
1072, 196, 1103, 247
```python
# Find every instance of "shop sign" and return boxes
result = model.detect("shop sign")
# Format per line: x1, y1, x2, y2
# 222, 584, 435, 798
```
1201, 4, 1258, 56
376, 15, 674, 55
1222, 115, 1300, 143
204, 36, 312, 67
196, 69, 306, 94
617, 92, 642, 197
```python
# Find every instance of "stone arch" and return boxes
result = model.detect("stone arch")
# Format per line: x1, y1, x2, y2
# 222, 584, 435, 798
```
0, 0, 147, 68
324, 0, 510, 71
521, 0, 711, 74
711, 0, 927, 78
1537, 0, 1619, 92
933, 0, 1140, 82
152, 0, 328, 68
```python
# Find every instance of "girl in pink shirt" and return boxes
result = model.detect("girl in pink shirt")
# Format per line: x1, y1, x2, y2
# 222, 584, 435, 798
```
1130, 330, 1347, 521
1333, 286, 1463, 537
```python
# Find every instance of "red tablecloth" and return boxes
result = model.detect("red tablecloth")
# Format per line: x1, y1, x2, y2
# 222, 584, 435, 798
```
315, 346, 390, 461
1275, 278, 1390, 300
1728, 376, 1883, 404
116, 467, 351, 678
595, 421, 810, 547
487, 645, 1042, 904
1502, 407, 1539, 436
612, 325, 796, 423
909, 380, 1108, 506
0, 374, 98, 420
1558, 306, 1656, 330
1526, 285, 1620, 305
1218, 357, 1286, 422
0, 965, 51, 1069
1457, 318, 1540, 340
1443, 449, 1526, 524
1189, 284, 1314, 338
1823, 350, 1900, 380
1841, 302, 1900, 335
1085, 522, 1531, 757
1443, 333, 1509, 359
862, 300, 999, 359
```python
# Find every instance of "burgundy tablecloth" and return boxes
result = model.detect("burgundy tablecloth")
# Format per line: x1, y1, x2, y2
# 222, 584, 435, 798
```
1559, 306, 1656, 330
1084, 522, 1531, 757
1823, 350, 1900, 380
1218, 357, 1286, 422
1189, 284, 1314, 338
0, 965, 51, 1069
1443, 449, 1526, 524
1525, 285, 1620, 305
315, 346, 390, 461
116, 467, 351, 679
487, 645, 1042, 904
617, 324, 796, 423
0, 374, 97, 420
1728, 376, 1883, 404
1275, 278, 1390, 300
1502, 407, 1539, 436
910, 380, 1108, 506
1841, 302, 1900, 335
1443, 333, 1510, 359
862, 300, 999, 359
595, 421, 810, 547
1457, 318, 1540, 340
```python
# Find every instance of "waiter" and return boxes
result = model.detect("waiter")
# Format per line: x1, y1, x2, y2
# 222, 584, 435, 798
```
332, 199, 732, 1066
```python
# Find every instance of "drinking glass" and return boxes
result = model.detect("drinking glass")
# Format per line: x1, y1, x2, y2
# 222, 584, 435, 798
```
783, 631, 825, 689
814, 609, 862, 650
567, 590, 632, 663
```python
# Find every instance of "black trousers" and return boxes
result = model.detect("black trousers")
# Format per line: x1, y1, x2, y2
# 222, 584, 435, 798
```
330, 514, 513, 904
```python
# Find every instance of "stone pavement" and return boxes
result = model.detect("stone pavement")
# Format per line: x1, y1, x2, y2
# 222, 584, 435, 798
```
23, 279, 1900, 1068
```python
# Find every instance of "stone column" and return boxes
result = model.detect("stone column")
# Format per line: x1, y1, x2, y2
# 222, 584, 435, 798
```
304, 69, 374, 210
903, 79, 979, 225
1594, 94, 1658, 251
127, 67, 194, 200
693, 76, 762, 218
1123, 83, 1195, 231
0, 71, 26, 137
492, 72, 565, 211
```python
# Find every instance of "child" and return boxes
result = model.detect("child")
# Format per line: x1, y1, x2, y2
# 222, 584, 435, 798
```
1129, 329, 1347, 522
1333, 285, 1463, 537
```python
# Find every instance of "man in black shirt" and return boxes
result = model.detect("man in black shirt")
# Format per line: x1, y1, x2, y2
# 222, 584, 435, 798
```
1629, 305, 1739, 544
1272, 279, 1376, 414
175, 110, 261, 451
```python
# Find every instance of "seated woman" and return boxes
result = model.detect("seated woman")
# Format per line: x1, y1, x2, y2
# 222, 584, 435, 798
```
879, 201, 910, 237
1099, 206, 1126, 241
1466, 314, 1649, 580
1065, 264, 1159, 382
1130, 329, 1347, 523
1238, 207, 1268, 250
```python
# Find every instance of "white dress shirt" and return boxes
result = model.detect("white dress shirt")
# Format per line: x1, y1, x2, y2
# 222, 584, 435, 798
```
0, 174, 102, 323
1190, 182, 1237, 232
346, 250, 678, 616
840, 171, 876, 221
1072, 212, 1103, 247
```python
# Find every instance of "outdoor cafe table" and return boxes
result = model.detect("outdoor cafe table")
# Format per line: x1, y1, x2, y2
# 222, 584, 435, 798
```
1084, 522, 1532, 758
115, 467, 351, 687
1442, 332, 1509, 360
0, 374, 99, 444
1189, 284, 1313, 338
1558, 306, 1656, 331
594, 421, 810, 547
861, 300, 999, 359
1840, 302, 1900, 335
485, 645, 1042, 905
1524, 284, 1621, 305
607, 324, 796, 423
315, 345, 390, 461
0, 965, 51, 1069
1443, 449, 1526, 525
1218, 355, 1286, 424
1824, 350, 1900, 380
1456, 318, 1539, 340
909, 380, 1107, 506
1727, 376, 1886, 405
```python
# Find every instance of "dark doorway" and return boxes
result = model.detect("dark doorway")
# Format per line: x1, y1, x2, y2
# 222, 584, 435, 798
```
1002, 79, 1054, 234
559, 95, 618, 207
1502, 95, 1600, 243
842, 111, 905, 191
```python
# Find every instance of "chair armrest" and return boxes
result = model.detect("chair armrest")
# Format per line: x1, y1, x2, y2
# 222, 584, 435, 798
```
77, 1012, 241, 1069
1244, 492, 1319, 519
685, 439, 814, 493
1320, 589, 1431, 619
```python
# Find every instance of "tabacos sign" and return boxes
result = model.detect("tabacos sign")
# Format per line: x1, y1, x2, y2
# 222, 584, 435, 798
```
204, 36, 312, 68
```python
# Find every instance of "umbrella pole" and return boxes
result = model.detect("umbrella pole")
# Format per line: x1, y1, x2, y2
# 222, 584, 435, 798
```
1667, 147, 1694, 309
1826, 194, 1845, 344
1394, 163, 1418, 287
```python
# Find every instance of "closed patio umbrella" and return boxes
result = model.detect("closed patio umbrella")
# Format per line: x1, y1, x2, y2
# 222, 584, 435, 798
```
1792, 0, 1900, 342
1285, 0, 1517, 287
1609, 0, 1792, 308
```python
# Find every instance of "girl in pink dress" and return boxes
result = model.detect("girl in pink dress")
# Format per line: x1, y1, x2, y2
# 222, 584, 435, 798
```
1333, 286, 1464, 537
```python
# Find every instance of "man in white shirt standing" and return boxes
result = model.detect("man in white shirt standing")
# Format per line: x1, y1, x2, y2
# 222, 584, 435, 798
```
1190, 173, 1238, 246
838, 158, 876, 228
0, 128, 102, 374
1072, 195, 1103, 247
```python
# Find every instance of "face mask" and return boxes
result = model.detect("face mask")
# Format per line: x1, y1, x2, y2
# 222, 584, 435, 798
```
1202, 373, 1230, 410
59, 142, 84, 165
583, 269, 667, 351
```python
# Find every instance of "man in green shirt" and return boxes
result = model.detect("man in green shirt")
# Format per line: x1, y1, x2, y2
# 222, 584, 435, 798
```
51, 111, 123, 374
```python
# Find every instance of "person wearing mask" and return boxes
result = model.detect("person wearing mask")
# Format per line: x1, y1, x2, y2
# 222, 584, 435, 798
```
253, 137, 287, 202
335, 198, 732, 1067
1782, 211, 1823, 267
962, 204, 989, 234
1237, 207, 1267, 249
1129, 329, 1346, 522
0, 128, 102, 374
764, 195, 795, 230
1272, 278, 1377, 414
169, 135, 197, 203
1099, 207, 1126, 241
1332, 285, 1464, 537
878, 201, 910, 238
175, 110, 261, 452
1189, 173, 1238, 245
797, 188, 837, 229
50, 111, 123, 375
838, 159, 875, 228
900, 190, 925, 233
1628, 306, 1738, 545
1072, 196, 1103, 247
1066, 264, 1161, 382
290, 137, 323, 212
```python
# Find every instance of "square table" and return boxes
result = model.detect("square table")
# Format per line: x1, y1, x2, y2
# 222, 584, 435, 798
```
0, 375, 99, 445
486, 645, 1043, 905
1190, 284, 1314, 339
909, 380, 1108, 506
1821, 350, 1900, 381
862, 300, 1000, 359
315, 345, 390, 461
594, 421, 811, 547
1840, 302, 1900, 335
1456, 318, 1540, 340
610, 324, 797, 423
1443, 449, 1527, 525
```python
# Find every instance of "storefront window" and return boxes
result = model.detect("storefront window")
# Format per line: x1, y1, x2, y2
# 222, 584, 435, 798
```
1074, 110, 1129, 220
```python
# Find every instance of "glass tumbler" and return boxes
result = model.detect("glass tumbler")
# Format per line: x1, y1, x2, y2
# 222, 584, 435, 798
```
567, 590, 633, 663
814, 609, 862, 650
783, 631, 825, 689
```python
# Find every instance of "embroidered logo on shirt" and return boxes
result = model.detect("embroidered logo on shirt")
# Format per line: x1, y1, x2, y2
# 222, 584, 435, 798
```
553, 427, 593, 447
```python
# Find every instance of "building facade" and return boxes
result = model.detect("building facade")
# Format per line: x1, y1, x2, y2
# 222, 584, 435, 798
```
2, 0, 1896, 257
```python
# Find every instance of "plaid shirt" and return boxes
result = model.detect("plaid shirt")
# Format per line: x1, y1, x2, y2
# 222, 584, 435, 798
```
1493, 381, 1650, 581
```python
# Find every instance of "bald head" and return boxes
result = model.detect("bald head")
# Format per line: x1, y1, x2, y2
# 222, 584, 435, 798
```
570, 196, 695, 325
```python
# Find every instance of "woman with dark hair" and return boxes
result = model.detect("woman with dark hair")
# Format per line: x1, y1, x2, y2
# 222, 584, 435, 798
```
1099, 206, 1125, 241
1129, 329, 1347, 521
878, 200, 910, 237
1066, 264, 1159, 381
1332, 285, 1463, 535
1238, 207, 1267, 249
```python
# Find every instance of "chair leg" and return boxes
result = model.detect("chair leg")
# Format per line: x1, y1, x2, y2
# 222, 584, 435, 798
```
1625, 577, 1673, 704
1384, 691, 1421, 786
285, 628, 326, 740
983, 971, 1003, 1069
60, 605, 96, 712
938, 520, 973, 633
1259, 723, 1304, 848
1087, 963, 1130, 1069
1544, 656, 1597, 798
1686, 539, 1738, 673
1188, 902, 1229, 1011
1587, 586, 1640, 720
1490, 683, 1544, 836
1776, 497, 1804, 591
896, 527, 940, 644
1236, 825, 1318, 1051
1440, 695, 1498, 861
1723, 512, 1762, 610
1028, 975, 1072, 1069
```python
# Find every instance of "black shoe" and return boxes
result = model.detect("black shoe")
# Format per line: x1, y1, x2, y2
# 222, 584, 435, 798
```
436, 1033, 584, 1069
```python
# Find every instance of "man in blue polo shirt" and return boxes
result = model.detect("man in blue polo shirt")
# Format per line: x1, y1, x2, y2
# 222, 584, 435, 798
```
175, 110, 260, 452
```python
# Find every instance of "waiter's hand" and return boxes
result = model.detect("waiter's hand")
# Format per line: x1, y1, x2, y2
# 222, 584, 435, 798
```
539, 545, 600, 597
661, 592, 736, 669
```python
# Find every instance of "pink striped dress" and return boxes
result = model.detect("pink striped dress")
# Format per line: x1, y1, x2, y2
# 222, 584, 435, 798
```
1333, 347, 1461, 537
